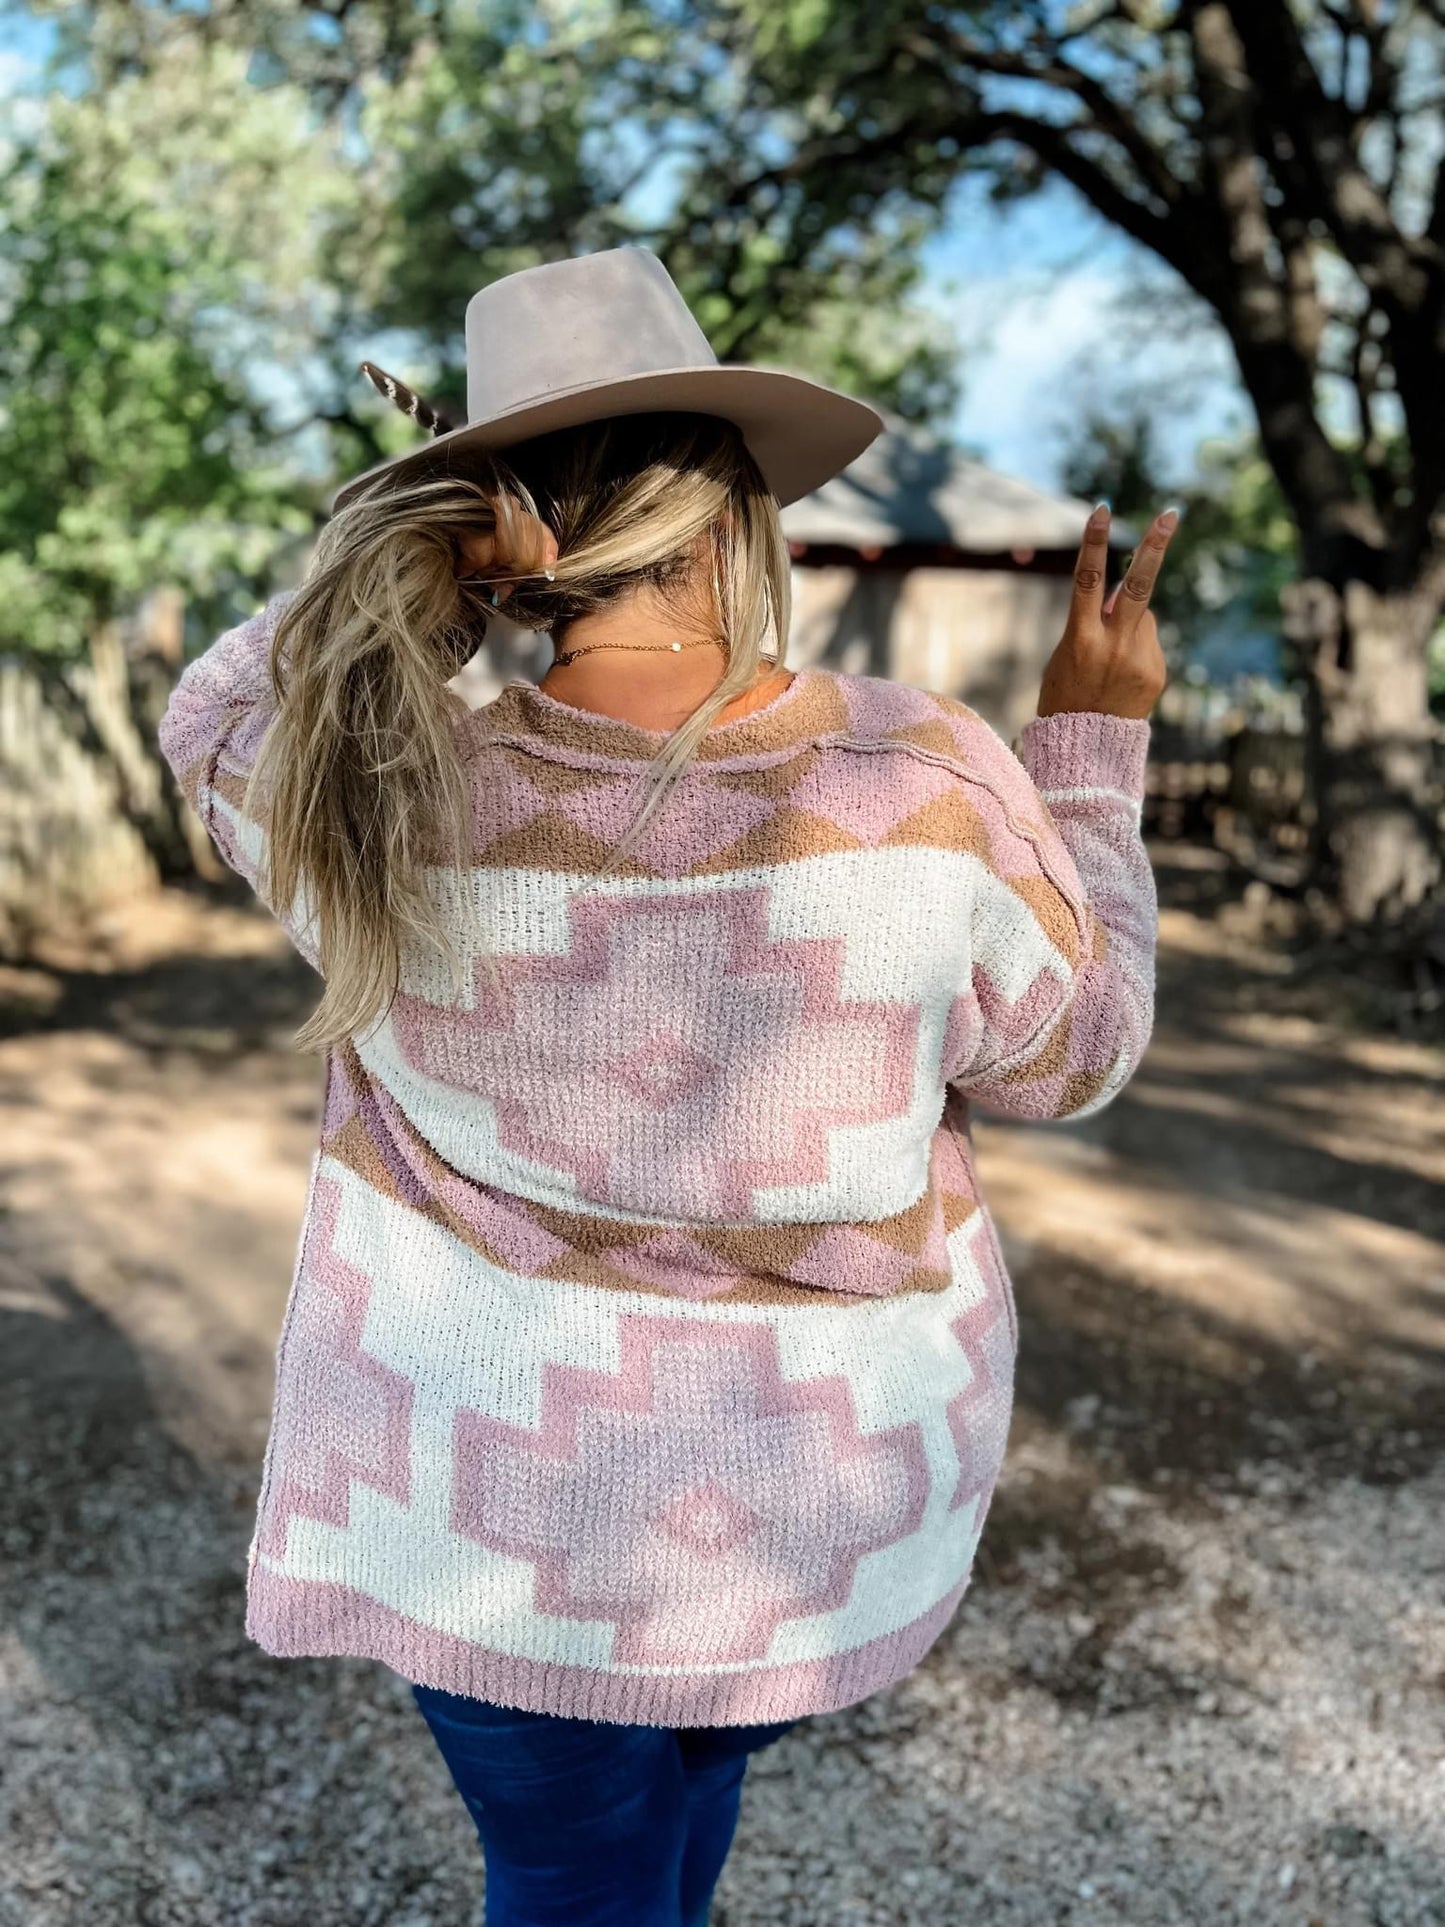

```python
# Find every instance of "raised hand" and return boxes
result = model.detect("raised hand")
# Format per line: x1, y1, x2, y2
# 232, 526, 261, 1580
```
455, 492, 560, 605
1037, 504, 1176, 720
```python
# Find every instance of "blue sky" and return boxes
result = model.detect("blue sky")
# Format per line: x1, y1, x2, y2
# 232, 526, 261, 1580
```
919, 177, 1248, 490
0, 9, 1249, 495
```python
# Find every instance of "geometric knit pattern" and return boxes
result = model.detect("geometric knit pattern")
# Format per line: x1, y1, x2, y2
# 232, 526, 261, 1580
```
157, 591, 1157, 1727
451, 1314, 931, 1667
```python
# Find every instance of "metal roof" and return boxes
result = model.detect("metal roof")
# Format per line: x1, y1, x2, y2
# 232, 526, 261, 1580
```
779, 409, 1140, 552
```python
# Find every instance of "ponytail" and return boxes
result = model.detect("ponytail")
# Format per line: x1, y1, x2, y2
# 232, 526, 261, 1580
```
249, 414, 790, 1051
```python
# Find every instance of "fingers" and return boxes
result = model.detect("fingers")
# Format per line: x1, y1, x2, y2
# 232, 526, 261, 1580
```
518, 503, 558, 577
1107, 507, 1179, 632
455, 495, 560, 604
490, 494, 522, 602
456, 529, 497, 576
494, 493, 557, 575
490, 505, 557, 603
1042, 503, 1175, 719
1069, 502, 1112, 629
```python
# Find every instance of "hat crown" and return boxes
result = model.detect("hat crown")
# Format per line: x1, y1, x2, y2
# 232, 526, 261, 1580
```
463, 247, 717, 425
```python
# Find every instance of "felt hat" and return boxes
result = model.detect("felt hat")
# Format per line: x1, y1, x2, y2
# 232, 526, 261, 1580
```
333, 245, 885, 513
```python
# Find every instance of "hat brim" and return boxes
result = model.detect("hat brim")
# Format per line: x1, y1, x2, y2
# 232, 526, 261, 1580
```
329, 364, 885, 514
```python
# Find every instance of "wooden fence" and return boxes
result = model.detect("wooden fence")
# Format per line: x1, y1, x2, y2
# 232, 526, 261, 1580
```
0, 592, 217, 959
1146, 719, 1312, 869
1142, 682, 1313, 878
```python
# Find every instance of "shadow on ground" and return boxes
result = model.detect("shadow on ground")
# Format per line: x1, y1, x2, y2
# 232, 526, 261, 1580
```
1, 856, 1442, 1926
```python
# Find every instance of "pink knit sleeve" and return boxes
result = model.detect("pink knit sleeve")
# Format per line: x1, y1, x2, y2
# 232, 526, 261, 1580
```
944, 707, 1157, 1121
156, 590, 321, 967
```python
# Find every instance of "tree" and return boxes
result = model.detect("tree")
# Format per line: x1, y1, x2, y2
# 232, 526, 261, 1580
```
693, 0, 1445, 922
0, 38, 351, 866
8, 0, 963, 886
33, 0, 963, 429
24, 0, 1440, 921
1059, 411, 1299, 681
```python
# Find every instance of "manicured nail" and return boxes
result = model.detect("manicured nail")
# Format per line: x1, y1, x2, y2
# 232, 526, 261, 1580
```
1158, 505, 1181, 531
1089, 501, 1111, 527
543, 567, 555, 581
488, 589, 501, 607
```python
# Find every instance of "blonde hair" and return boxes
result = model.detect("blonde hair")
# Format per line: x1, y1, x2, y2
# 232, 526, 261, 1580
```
248, 411, 793, 1051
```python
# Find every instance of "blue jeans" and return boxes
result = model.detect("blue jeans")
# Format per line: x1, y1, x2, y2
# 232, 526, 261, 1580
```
411, 1681, 801, 1926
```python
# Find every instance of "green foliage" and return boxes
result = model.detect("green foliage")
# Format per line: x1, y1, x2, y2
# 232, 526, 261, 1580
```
4, 1, 965, 664
0, 40, 347, 657
1060, 410, 1298, 676
11, 0, 1436, 915
343, 3, 962, 414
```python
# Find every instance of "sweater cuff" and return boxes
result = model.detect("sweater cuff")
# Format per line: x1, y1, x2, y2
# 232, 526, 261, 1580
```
1017, 710, 1151, 800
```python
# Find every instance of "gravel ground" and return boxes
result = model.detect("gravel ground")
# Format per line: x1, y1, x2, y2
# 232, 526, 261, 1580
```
2, 860, 1442, 1926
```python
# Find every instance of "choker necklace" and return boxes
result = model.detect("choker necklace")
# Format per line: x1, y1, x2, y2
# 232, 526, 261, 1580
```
550, 636, 726, 669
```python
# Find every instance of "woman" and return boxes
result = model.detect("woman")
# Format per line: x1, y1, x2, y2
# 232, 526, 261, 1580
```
158, 247, 1172, 1926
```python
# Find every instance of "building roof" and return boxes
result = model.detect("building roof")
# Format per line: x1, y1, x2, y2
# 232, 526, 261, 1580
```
779, 410, 1139, 553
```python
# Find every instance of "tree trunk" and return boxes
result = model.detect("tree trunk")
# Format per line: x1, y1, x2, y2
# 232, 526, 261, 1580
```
63, 598, 225, 884
1283, 569, 1442, 924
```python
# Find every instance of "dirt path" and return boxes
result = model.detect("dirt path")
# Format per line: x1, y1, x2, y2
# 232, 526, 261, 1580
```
2, 855, 1441, 1927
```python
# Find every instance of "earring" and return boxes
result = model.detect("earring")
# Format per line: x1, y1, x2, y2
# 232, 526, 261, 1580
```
455, 576, 502, 607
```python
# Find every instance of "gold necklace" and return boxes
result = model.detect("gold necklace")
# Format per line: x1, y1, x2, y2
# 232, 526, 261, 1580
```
550, 636, 726, 669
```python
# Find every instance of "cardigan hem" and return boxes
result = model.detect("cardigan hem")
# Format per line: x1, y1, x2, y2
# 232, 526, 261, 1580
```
245, 1563, 973, 1729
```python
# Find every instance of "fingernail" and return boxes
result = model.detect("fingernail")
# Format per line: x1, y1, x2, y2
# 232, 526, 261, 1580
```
543, 568, 555, 582
1158, 505, 1181, 531
1089, 501, 1111, 526
488, 589, 501, 607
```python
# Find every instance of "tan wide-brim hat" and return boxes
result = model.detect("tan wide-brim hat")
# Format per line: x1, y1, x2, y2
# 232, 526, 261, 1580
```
332, 246, 886, 514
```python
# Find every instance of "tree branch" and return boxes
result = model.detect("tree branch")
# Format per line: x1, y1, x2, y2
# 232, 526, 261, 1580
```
1220, 0, 1430, 306
926, 33, 1185, 215
1187, 3, 1370, 534
1349, 320, 1397, 525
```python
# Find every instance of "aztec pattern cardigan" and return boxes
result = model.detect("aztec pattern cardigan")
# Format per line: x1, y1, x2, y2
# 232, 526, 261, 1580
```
157, 590, 1157, 1728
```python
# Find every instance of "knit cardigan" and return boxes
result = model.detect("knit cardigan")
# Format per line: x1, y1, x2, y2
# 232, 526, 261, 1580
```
157, 591, 1158, 1728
